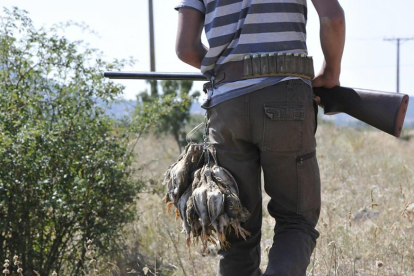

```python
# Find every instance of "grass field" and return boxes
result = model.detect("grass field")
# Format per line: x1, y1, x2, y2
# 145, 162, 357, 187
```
130, 124, 414, 276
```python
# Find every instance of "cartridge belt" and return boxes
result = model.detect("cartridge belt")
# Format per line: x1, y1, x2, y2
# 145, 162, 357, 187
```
203, 53, 315, 92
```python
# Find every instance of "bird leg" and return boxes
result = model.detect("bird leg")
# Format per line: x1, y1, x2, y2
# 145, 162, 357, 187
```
237, 224, 251, 240
200, 231, 208, 255
186, 235, 191, 247
194, 227, 200, 245
231, 221, 240, 238
175, 208, 180, 221
216, 231, 230, 250
166, 202, 174, 214
207, 235, 217, 246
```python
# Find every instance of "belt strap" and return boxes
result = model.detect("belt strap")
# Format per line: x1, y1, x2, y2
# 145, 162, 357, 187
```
203, 53, 314, 92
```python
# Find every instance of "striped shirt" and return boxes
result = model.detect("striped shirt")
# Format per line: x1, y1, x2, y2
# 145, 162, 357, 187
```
175, 0, 310, 108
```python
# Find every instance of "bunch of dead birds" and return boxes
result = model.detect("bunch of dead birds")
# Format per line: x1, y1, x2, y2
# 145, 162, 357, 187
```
162, 142, 250, 251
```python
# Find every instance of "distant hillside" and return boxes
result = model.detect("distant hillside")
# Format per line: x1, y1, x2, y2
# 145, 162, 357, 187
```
100, 96, 414, 127
97, 99, 136, 119
98, 99, 206, 119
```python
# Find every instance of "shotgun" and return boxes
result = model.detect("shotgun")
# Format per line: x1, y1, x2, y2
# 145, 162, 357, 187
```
104, 71, 409, 138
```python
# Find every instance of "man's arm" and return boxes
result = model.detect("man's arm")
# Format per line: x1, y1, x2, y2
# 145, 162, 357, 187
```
311, 0, 345, 89
175, 8, 208, 69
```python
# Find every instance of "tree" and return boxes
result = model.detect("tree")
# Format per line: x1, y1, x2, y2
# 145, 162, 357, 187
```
136, 80, 200, 152
0, 7, 149, 275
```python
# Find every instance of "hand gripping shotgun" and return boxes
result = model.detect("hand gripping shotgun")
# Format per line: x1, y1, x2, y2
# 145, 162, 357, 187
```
104, 71, 410, 138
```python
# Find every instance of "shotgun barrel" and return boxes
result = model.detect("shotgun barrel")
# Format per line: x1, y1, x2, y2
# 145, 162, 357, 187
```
104, 71, 410, 138
104, 71, 206, 81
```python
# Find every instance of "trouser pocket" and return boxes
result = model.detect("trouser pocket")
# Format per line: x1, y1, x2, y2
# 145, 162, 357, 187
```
262, 102, 304, 152
296, 151, 321, 214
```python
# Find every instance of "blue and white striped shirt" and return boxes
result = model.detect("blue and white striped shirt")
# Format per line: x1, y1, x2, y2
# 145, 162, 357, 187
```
175, 0, 310, 108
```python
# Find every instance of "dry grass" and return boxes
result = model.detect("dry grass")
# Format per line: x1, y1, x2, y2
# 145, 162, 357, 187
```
130, 124, 414, 276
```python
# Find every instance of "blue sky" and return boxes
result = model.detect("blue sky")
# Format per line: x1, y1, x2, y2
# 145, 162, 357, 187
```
2, 0, 414, 99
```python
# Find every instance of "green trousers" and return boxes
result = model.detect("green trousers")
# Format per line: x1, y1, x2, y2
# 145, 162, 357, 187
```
206, 79, 321, 276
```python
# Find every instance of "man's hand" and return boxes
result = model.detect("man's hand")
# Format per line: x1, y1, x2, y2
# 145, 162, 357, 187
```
176, 8, 208, 69
312, 76, 339, 107
312, 61, 341, 106
311, 0, 345, 106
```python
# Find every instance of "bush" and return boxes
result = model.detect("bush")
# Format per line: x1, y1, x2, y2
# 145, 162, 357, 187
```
136, 80, 201, 152
0, 7, 142, 275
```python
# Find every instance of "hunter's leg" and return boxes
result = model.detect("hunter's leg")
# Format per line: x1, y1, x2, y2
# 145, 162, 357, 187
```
250, 80, 321, 276
207, 94, 262, 276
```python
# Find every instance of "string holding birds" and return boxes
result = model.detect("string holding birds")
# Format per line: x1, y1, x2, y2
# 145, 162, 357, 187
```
162, 142, 251, 252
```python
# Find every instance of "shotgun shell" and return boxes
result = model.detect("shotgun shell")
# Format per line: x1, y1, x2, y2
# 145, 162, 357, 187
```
252, 54, 261, 76
285, 53, 292, 73
300, 54, 307, 75
269, 53, 276, 74
292, 53, 300, 74
261, 54, 269, 75
244, 55, 253, 77
277, 52, 285, 74
307, 56, 314, 78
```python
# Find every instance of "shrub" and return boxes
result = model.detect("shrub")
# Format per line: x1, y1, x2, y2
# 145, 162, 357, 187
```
0, 7, 141, 275
136, 80, 200, 152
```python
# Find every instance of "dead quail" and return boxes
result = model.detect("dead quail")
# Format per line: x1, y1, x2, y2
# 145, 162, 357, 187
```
191, 168, 203, 191
162, 144, 191, 205
177, 186, 192, 246
204, 166, 225, 224
168, 144, 203, 203
192, 172, 210, 245
225, 192, 250, 222
162, 142, 191, 187
163, 143, 252, 250
211, 164, 239, 196
186, 195, 200, 237
224, 193, 251, 240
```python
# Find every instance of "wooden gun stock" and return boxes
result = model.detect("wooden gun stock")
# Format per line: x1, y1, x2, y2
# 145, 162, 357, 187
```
313, 86, 409, 138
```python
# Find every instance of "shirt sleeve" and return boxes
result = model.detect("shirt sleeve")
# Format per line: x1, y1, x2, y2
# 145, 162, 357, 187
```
174, 0, 206, 14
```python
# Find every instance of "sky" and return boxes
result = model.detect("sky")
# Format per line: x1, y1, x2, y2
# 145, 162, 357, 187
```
2, 0, 414, 100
